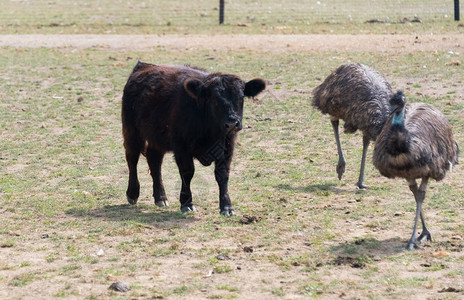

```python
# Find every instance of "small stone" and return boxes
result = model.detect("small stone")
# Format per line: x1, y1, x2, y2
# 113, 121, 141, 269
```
438, 287, 462, 293
109, 281, 130, 292
420, 263, 432, 267
239, 214, 262, 224
216, 254, 225, 261
243, 246, 254, 253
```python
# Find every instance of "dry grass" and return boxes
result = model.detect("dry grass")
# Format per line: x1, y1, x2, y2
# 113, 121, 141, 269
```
1, 44, 463, 299
0, 0, 461, 34
1, 2, 464, 297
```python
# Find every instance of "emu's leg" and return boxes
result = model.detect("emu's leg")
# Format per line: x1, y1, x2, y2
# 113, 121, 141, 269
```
406, 178, 429, 250
146, 148, 168, 207
417, 178, 432, 243
331, 119, 346, 181
356, 135, 370, 189
175, 152, 196, 213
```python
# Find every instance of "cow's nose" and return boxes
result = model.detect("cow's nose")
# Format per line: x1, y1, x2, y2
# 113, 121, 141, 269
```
234, 120, 242, 131
225, 120, 242, 131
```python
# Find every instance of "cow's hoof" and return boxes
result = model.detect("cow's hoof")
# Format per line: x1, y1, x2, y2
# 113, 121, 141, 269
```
220, 206, 235, 217
155, 200, 169, 207
180, 205, 196, 213
126, 195, 138, 205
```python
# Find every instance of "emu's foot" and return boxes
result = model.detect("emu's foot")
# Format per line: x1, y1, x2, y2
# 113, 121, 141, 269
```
418, 230, 432, 243
220, 206, 235, 217
336, 161, 346, 181
406, 241, 423, 251
356, 182, 369, 190
126, 194, 138, 205
180, 204, 196, 213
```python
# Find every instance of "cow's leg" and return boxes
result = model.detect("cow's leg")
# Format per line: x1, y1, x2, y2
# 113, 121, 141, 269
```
215, 136, 235, 216
123, 129, 143, 205
175, 152, 196, 212
215, 160, 233, 216
146, 148, 168, 207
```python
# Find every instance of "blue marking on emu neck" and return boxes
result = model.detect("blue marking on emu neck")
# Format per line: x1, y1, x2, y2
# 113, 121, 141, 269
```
392, 108, 405, 127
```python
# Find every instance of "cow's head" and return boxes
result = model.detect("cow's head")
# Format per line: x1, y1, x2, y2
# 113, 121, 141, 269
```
184, 74, 266, 133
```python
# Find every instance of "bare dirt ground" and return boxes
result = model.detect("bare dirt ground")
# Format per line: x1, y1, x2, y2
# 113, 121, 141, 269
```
1, 33, 463, 52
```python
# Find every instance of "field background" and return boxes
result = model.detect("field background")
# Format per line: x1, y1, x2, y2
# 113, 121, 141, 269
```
0, 0, 460, 34
1, 0, 464, 299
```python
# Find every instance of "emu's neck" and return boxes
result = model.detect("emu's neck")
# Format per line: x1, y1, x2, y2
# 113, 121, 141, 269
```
392, 107, 405, 127
386, 106, 409, 155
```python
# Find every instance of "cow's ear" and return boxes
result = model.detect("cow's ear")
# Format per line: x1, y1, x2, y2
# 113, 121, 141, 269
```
184, 78, 203, 100
244, 78, 266, 97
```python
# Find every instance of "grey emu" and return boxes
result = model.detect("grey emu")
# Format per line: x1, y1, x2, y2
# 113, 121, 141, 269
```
373, 91, 459, 250
312, 63, 393, 188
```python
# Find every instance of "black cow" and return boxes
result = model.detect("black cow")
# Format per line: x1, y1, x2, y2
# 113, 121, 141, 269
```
121, 61, 266, 216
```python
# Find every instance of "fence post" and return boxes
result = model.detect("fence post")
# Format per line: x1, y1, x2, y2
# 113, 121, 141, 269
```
455, 0, 460, 21
219, 0, 225, 24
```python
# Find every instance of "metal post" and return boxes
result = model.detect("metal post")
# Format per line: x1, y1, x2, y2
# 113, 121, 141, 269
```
219, 0, 225, 24
455, 0, 460, 21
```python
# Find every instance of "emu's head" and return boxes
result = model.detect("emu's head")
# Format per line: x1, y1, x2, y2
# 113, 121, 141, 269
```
390, 90, 406, 112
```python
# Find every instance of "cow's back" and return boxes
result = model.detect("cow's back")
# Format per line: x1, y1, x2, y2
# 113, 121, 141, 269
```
122, 62, 209, 152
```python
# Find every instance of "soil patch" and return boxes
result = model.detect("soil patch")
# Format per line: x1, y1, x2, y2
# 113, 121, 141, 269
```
1, 33, 463, 53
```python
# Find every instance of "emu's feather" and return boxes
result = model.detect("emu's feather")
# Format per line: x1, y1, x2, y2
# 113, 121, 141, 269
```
311, 63, 393, 188
374, 102, 458, 181
312, 63, 393, 140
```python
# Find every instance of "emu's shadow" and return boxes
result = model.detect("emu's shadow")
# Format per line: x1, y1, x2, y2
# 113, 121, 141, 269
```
66, 203, 198, 227
328, 237, 406, 268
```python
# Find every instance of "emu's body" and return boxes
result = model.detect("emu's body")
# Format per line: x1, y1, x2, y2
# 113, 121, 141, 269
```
312, 63, 393, 188
373, 91, 459, 250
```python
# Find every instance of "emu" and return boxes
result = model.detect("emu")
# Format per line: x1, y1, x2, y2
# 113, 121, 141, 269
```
373, 91, 459, 250
312, 63, 393, 189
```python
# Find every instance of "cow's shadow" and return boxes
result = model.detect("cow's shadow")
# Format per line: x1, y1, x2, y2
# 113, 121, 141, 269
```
276, 182, 360, 194
66, 202, 198, 227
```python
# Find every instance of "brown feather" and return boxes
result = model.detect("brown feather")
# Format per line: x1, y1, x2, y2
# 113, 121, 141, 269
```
312, 63, 393, 141
373, 103, 459, 181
